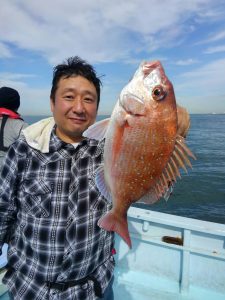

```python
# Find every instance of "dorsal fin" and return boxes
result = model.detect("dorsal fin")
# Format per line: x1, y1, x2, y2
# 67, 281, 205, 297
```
163, 135, 196, 181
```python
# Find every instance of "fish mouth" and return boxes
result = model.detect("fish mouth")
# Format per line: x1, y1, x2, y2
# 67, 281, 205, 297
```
119, 93, 146, 116
142, 61, 163, 77
142, 61, 168, 88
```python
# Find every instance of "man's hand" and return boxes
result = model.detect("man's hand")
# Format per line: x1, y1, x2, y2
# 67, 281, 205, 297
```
177, 105, 190, 138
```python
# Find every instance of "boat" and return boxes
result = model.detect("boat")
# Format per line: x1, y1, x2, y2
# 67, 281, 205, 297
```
114, 206, 225, 300
1, 206, 225, 299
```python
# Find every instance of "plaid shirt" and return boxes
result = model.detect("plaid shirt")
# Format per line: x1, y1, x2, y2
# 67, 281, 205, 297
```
0, 130, 114, 300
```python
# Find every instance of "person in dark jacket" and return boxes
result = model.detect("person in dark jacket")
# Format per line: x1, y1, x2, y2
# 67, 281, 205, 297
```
0, 86, 28, 166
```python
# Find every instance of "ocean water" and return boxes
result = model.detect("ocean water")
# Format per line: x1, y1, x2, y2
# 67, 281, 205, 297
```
23, 114, 225, 224
144, 113, 225, 224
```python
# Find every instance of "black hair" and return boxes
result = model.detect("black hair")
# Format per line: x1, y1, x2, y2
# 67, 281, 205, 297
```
50, 56, 102, 108
0, 87, 20, 111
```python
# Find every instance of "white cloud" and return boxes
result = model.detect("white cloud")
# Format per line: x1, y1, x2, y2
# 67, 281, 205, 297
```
0, 72, 50, 115
204, 44, 225, 54
0, 0, 225, 115
0, 42, 13, 58
0, 72, 37, 90
0, 72, 35, 81
175, 58, 199, 66
175, 58, 225, 97
196, 29, 225, 45
0, 0, 223, 64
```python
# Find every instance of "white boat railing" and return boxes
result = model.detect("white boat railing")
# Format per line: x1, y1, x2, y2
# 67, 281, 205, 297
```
114, 206, 225, 300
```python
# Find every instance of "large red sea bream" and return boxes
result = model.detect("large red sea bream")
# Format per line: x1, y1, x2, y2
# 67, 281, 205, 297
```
85, 61, 196, 248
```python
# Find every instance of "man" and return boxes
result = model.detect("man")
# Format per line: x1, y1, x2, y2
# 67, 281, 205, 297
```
0, 56, 114, 299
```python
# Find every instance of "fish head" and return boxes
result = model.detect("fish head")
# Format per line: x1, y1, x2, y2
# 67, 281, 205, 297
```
119, 60, 177, 124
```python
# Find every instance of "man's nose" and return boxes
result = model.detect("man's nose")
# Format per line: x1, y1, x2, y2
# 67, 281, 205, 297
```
72, 98, 85, 113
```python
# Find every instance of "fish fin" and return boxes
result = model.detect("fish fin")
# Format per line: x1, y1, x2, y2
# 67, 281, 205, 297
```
137, 188, 159, 204
137, 175, 174, 204
155, 174, 175, 202
162, 181, 174, 201
98, 211, 132, 248
95, 165, 112, 202
175, 135, 197, 161
147, 134, 196, 202
83, 118, 110, 140
162, 135, 196, 182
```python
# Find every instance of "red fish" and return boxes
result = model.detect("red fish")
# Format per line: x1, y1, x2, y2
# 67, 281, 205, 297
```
85, 61, 196, 248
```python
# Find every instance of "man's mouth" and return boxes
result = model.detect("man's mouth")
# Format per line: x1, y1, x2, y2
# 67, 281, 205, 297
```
69, 117, 86, 124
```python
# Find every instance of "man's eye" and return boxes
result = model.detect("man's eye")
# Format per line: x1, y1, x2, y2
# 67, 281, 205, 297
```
64, 95, 73, 100
85, 98, 94, 102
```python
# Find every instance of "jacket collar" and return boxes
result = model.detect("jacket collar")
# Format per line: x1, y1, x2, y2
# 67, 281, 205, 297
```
22, 117, 90, 153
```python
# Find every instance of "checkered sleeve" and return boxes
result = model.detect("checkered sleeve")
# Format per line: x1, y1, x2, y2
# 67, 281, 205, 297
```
0, 144, 19, 253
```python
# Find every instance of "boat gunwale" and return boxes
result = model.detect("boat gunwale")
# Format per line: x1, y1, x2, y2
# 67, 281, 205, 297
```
128, 206, 225, 236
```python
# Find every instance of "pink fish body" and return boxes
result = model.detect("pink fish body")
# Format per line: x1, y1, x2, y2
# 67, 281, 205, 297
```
85, 61, 195, 248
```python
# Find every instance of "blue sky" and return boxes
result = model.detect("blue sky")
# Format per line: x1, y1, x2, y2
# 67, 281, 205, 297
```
0, 0, 225, 116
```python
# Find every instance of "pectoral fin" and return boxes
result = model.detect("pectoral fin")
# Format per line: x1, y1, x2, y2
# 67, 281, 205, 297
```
83, 118, 110, 140
95, 164, 112, 202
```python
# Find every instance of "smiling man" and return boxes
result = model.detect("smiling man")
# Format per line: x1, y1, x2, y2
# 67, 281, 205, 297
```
50, 71, 99, 143
0, 57, 115, 300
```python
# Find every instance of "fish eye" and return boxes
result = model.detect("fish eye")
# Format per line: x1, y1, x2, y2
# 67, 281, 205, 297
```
152, 85, 166, 101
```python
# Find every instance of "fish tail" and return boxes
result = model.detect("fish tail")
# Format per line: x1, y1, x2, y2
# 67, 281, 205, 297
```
98, 211, 132, 248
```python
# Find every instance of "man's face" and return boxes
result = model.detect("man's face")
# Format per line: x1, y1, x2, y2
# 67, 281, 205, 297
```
51, 75, 98, 143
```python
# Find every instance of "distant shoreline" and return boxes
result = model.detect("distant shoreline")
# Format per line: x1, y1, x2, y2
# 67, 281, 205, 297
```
23, 113, 225, 126
23, 112, 225, 119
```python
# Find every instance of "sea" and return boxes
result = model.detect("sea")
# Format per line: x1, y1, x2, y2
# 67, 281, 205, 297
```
23, 114, 225, 225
